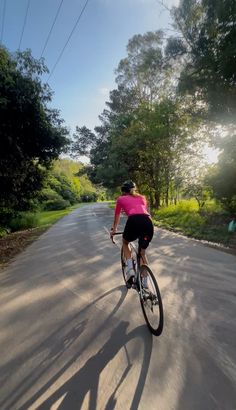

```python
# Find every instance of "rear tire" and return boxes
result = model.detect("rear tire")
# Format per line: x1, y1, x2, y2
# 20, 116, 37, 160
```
139, 265, 164, 336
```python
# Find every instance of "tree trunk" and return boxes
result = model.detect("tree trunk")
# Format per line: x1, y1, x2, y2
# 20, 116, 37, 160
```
154, 190, 160, 209
165, 186, 169, 206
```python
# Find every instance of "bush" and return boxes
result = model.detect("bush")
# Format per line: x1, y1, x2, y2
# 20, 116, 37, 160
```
43, 198, 70, 211
0, 227, 10, 238
39, 188, 62, 202
9, 212, 40, 232
0, 207, 17, 226
80, 193, 98, 202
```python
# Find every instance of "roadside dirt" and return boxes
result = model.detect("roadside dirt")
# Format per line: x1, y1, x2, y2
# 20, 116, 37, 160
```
0, 227, 48, 269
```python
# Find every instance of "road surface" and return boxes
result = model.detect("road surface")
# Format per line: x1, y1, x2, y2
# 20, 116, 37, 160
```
0, 203, 235, 410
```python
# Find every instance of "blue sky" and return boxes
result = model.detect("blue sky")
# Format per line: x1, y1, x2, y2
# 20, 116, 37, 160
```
1, 0, 179, 133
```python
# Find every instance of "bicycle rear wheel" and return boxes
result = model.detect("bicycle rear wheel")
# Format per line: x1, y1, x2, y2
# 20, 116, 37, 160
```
139, 265, 164, 336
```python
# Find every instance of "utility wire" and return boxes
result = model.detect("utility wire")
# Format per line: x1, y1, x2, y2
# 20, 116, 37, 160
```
48, 0, 90, 81
40, 0, 64, 58
1, 0, 6, 44
18, 0, 31, 50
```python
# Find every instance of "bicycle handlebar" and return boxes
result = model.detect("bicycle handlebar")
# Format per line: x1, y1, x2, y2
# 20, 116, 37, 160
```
110, 231, 123, 244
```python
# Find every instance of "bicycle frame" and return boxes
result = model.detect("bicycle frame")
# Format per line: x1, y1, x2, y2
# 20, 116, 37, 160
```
112, 232, 145, 296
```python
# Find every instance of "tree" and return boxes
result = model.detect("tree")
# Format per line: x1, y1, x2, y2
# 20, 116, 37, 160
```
168, 0, 236, 122
0, 47, 69, 222
115, 31, 171, 104
72, 126, 97, 157
206, 134, 236, 212
184, 182, 211, 210
71, 31, 201, 207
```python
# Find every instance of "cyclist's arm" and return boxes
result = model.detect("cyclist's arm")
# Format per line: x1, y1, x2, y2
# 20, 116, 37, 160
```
111, 199, 122, 233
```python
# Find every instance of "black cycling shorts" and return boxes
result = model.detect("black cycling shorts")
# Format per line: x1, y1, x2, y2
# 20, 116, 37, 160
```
123, 214, 154, 249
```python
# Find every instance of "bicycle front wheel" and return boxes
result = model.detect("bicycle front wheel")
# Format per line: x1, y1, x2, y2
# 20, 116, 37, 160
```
139, 265, 164, 336
121, 246, 127, 286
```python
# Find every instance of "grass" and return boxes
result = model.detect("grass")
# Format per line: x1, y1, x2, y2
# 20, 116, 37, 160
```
152, 199, 232, 246
37, 205, 81, 227
6, 203, 86, 234
0, 203, 90, 267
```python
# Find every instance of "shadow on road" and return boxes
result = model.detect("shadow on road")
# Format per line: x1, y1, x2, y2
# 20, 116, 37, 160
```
0, 285, 129, 410
1, 284, 153, 410
32, 322, 152, 410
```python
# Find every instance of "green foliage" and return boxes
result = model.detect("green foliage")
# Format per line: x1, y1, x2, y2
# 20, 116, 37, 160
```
153, 200, 231, 244
206, 135, 236, 212
0, 47, 69, 223
70, 31, 203, 209
43, 198, 70, 211
37, 209, 77, 226
115, 31, 169, 103
9, 212, 40, 232
0, 227, 10, 238
184, 181, 211, 209
1, 204, 85, 234
80, 192, 98, 202
72, 126, 97, 157
39, 159, 98, 209
170, 0, 236, 121
155, 200, 199, 217
86, 97, 196, 208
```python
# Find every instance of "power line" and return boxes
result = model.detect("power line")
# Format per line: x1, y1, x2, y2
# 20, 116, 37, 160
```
1, 0, 7, 44
18, 0, 31, 50
48, 0, 90, 81
40, 0, 64, 58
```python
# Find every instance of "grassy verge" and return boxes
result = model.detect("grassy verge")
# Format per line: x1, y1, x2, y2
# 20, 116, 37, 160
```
0, 203, 87, 267
5, 203, 85, 234
152, 200, 232, 246
37, 204, 82, 227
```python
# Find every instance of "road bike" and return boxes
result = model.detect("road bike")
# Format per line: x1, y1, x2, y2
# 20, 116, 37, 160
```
112, 232, 164, 336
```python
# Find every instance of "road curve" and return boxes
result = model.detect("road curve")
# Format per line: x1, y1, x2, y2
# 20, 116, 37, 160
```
0, 203, 235, 410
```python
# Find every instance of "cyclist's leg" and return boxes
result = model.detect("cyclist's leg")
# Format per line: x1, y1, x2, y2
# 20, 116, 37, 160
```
140, 248, 148, 265
138, 217, 154, 266
123, 217, 137, 285
138, 216, 154, 285
122, 238, 132, 260
123, 216, 137, 261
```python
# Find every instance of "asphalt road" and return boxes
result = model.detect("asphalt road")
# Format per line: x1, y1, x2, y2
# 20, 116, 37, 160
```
0, 203, 235, 410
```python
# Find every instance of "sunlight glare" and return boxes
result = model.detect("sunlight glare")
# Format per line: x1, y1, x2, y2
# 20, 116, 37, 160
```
203, 146, 220, 165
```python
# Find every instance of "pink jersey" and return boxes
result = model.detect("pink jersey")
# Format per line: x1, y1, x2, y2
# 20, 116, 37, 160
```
115, 194, 149, 217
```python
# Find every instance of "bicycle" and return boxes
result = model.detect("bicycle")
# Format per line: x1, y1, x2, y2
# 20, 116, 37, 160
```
111, 232, 164, 336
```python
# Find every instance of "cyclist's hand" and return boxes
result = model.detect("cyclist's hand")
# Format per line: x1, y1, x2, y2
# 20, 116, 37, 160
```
110, 227, 116, 242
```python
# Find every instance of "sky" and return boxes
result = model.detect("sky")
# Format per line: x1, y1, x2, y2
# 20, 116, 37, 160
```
0, 0, 179, 134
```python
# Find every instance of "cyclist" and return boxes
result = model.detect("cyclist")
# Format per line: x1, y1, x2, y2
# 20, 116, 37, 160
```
110, 180, 154, 287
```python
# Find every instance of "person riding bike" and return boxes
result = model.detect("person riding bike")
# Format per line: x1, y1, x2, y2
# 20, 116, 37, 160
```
110, 180, 154, 287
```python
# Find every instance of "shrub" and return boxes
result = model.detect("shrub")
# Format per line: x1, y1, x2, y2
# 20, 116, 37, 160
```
80, 193, 98, 202
0, 227, 10, 238
43, 198, 70, 211
9, 212, 40, 232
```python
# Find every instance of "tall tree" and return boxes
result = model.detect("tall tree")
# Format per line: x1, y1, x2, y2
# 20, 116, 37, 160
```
206, 134, 236, 212
168, 0, 236, 122
115, 31, 171, 104
0, 47, 69, 222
